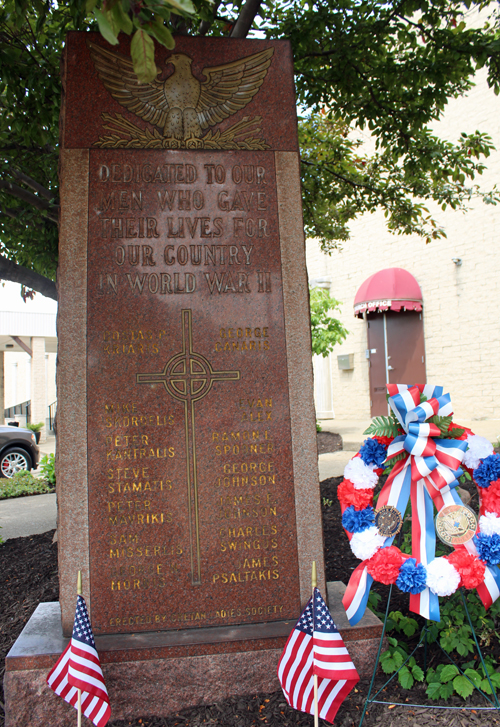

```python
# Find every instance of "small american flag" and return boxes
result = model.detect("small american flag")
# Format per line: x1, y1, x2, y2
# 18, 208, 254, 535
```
47, 595, 110, 727
278, 587, 359, 723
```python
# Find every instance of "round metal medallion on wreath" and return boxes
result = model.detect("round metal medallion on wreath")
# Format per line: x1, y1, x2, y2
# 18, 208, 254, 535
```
435, 504, 477, 546
375, 505, 403, 538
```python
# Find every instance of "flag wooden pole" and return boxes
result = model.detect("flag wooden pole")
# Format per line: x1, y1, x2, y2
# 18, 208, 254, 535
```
77, 571, 82, 727
312, 561, 318, 727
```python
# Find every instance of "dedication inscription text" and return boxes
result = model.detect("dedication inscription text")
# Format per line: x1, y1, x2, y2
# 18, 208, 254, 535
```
87, 149, 301, 634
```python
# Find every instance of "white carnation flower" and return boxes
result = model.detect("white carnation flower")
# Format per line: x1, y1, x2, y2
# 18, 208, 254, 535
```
463, 434, 494, 470
479, 511, 500, 536
350, 526, 385, 561
426, 558, 460, 597
344, 457, 379, 490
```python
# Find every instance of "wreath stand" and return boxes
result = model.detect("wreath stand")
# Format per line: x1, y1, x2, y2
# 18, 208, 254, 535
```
358, 583, 500, 727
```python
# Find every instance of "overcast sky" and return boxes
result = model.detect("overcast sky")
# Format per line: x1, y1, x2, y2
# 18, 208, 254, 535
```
0, 281, 57, 314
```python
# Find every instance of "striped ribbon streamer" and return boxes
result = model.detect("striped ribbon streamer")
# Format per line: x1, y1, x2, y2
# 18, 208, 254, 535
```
344, 384, 471, 625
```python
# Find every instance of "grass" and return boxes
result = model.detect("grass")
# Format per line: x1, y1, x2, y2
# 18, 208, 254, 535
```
0, 470, 55, 499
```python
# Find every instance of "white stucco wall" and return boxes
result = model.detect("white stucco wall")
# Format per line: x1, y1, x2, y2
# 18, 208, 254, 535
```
4, 350, 57, 424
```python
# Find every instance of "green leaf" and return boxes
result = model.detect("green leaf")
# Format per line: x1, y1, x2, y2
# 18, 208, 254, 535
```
456, 639, 474, 656
148, 20, 175, 49
480, 673, 500, 694
402, 617, 418, 637
427, 414, 464, 438
131, 28, 157, 83
411, 665, 425, 682
309, 289, 348, 357
463, 669, 482, 687
453, 675, 475, 699
448, 427, 466, 439
111, 3, 133, 34
426, 668, 437, 684
439, 681, 455, 700
490, 672, 500, 686
392, 651, 404, 669
364, 416, 400, 438
380, 655, 397, 674
398, 666, 414, 690
165, 0, 195, 15
440, 664, 460, 683
93, 8, 119, 45
426, 682, 442, 700
86, 0, 98, 12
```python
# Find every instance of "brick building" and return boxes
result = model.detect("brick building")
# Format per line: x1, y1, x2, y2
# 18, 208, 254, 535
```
306, 67, 500, 422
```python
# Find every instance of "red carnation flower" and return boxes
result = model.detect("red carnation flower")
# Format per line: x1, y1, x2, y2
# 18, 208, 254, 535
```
480, 479, 500, 516
375, 436, 393, 446
367, 546, 406, 584
447, 548, 486, 589
337, 479, 374, 510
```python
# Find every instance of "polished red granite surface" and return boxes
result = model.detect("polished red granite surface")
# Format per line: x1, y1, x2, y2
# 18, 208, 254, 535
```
61, 33, 304, 635
63, 33, 298, 152
86, 148, 301, 634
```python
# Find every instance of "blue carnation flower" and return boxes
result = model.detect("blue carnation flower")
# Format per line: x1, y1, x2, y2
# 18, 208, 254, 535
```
476, 533, 500, 566
396, 558, 427, 594
474, 454, 500, 488
341, 505, 375, 533
359, 438, 387, 467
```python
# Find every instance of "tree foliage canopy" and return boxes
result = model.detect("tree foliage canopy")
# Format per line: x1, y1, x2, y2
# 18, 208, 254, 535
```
309, 287, 348, 357
1, 0, 500, 299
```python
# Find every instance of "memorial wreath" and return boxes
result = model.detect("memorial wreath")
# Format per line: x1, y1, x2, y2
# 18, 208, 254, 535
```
339, 384, 500, 625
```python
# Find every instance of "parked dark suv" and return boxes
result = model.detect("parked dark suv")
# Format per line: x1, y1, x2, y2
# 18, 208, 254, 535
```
0, 426, 40, 478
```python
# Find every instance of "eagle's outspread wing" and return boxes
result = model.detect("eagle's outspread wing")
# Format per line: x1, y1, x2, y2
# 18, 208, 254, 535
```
196, 48, 274, 130
88, 41, 170, 130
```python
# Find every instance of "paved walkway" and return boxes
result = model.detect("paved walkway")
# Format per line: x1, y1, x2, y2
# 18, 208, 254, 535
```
0, 434, 57, 541
38, 433, 56, 457
0, 493, 56, 541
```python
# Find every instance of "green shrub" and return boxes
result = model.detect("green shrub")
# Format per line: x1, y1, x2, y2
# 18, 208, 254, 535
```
26, 421, 45, 433
0, 470, 54, 499
379, 593, 500, 701
39, 453, 56, 485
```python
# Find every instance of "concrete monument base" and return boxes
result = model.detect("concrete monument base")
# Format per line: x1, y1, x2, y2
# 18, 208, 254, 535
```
4, 584, 384, 726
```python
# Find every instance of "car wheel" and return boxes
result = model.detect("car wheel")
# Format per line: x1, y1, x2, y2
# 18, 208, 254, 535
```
0, 448, 33, 478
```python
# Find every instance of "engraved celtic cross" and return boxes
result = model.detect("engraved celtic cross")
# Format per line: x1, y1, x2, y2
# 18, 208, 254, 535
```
137, 309, 240, 584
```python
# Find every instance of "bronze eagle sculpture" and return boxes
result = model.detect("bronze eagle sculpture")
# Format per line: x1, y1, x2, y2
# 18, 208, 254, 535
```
88, 42, 274, 144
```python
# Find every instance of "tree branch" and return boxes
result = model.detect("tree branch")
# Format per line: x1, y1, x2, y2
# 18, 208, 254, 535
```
199, 0, 221, 36
301, 158, 378, 192
0, 207, 21, 220
0, 255, 57, 300
12, 170, 56, 202
0, 180, 59, 223
230, 0, 263, 38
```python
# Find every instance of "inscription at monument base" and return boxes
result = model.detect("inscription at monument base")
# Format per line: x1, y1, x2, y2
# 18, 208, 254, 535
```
4, 32, 324, 724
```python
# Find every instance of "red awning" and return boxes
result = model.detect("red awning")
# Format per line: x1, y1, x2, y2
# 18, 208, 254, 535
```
353, 267, 423, 318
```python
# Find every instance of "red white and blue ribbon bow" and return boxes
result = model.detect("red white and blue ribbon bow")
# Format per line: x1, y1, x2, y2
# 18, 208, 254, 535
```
344, 384, 469, 625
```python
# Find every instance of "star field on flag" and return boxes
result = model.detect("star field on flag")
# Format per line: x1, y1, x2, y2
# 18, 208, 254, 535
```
47, 595, 110, 727
277, 587, 359, 723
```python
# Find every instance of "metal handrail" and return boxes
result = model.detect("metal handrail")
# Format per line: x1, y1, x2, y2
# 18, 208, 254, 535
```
48, 400, 57, 431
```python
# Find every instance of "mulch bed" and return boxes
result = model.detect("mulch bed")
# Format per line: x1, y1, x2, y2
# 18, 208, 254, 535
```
1, 470, 500, 727
317, 431, 343, 455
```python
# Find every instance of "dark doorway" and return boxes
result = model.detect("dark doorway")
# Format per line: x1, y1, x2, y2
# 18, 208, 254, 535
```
367, 311, 426, 417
